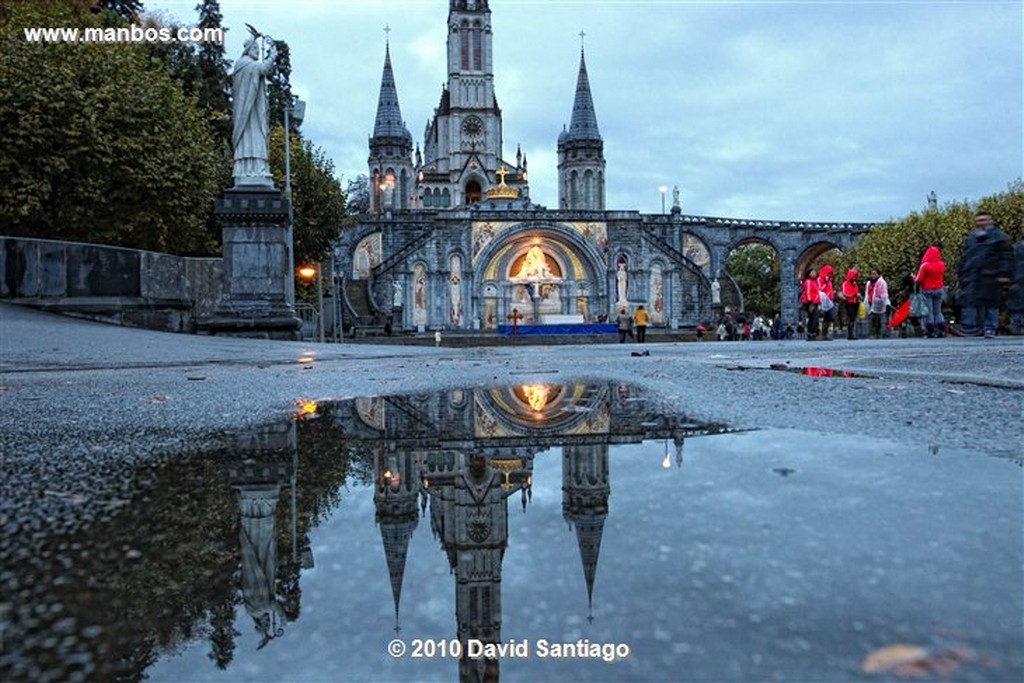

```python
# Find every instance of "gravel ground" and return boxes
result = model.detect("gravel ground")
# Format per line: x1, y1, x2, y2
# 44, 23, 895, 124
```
1, 303, 1021, 681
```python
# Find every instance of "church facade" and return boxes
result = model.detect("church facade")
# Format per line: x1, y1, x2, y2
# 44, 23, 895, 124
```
336, 0, 873, 334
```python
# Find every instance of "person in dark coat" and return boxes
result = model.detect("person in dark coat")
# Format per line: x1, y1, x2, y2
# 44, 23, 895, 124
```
956, 211, 1014, 337
1008, 238, 1024, 335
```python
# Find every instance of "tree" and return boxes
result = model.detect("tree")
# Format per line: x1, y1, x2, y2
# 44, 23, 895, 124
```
840, 180, 1024, 289
92, 0, 142, 22
726, 243, 781, 316
0, 2, 221, 254
266, 39, 298, 133
346, 175, 371, 215
193, 0, 231, 143
268, 126, 347, 264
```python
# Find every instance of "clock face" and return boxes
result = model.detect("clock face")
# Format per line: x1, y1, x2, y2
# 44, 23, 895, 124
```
461, 115, 484, 139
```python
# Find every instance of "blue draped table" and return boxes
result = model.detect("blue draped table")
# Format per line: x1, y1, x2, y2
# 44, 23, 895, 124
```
496, 323, 618, 336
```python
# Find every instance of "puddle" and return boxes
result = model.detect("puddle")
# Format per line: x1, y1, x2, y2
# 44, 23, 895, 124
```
768, 364, 876, 378
2, 383, 1020, 683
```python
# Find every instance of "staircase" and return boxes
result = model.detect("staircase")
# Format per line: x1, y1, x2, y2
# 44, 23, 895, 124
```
639, 227, 712, 321
343, 279, 376, 327
372, 228, 436, 278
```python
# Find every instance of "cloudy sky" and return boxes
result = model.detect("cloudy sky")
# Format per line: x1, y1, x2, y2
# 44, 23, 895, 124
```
150, 0, 1022, 223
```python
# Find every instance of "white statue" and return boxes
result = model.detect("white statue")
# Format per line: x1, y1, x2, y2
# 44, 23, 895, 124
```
616, 260, 628, 303
231, 31, 276, 186
672, 185, 680, 209
392, 280, 403, 307
711, 278, 721, 305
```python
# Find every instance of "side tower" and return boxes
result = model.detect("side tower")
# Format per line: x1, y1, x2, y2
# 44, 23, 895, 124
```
419, 0, 527, 208
369, 39, 415, 214
558, 42, 605, 210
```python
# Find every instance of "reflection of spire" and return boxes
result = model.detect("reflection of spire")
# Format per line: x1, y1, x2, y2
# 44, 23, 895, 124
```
375, 449, 420, 635
562, 445, 610, 622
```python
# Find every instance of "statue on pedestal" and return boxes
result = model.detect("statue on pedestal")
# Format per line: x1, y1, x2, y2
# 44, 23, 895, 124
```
231, 27, 277, 187
711, 278, 722, 305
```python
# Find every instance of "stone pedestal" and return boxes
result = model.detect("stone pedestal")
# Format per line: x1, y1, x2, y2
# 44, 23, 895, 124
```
197, 186, 301, 339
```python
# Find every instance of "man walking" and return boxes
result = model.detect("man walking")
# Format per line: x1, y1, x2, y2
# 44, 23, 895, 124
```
957, 211, 1014, 338
633, 305, 650, 343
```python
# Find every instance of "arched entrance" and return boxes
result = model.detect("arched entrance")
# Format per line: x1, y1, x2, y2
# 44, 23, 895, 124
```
474, 224, 605, 329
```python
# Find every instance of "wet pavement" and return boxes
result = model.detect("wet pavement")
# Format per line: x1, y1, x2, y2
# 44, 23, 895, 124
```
1, 303, 1022, 682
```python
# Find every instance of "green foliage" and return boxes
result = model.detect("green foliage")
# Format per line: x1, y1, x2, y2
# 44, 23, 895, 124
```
0, 2, 221, 254
266, 39, 297, 133
726, 243, 781, 316
840, 180, 1024, 286
268, 125, 347, 263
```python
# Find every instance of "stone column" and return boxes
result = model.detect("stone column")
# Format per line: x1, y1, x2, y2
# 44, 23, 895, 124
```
198, 187, 301, 339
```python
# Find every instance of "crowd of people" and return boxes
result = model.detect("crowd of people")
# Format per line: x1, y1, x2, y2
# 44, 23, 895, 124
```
794, 210, 1019, 340
711, 211, 1023, 341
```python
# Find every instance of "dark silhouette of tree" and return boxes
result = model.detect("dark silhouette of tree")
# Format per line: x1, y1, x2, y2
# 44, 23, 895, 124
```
346, 175, 371, 215
93, 0, 142, 21
267, 39, 297, 133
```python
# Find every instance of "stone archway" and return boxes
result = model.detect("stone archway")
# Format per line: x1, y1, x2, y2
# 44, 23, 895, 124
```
473, 223, 606, 329
722, 237, 782, 318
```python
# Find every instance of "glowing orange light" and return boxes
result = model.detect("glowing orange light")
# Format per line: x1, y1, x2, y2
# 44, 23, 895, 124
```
520, 384, 550, 412
294, 400, 319, 419
297, 265, 317, 279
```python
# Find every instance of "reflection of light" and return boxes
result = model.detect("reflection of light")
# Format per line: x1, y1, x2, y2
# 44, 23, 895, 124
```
297, 356, 315, 364
294, 400, 319, 419
662, 438, 672, 468
520, 384, 550, 411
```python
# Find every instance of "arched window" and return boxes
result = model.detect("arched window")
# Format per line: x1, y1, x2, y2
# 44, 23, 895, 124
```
442, 188, 451, 207
465, 180, 482, 205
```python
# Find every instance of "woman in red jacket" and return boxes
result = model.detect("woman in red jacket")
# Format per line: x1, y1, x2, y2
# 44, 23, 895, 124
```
801, 268, 821, 340
840, 269, 862, 340
914, 246, 947, 337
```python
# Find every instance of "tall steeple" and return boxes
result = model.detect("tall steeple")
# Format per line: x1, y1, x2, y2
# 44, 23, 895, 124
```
558, 36, 606, 210
369, 32, 414, 213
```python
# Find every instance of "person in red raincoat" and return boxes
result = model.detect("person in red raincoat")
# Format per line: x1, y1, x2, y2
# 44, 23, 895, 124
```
801, 268, 821, 341
914, 246, 947, 337
840, 269, 861, 340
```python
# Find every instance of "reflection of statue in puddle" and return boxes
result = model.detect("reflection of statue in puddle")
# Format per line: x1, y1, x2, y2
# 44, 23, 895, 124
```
238, 485, 287, 649
224, 421, 305, 652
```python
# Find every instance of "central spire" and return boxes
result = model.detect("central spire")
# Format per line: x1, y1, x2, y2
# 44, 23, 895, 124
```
567, 48, 601, 142
372, 41, 410, 140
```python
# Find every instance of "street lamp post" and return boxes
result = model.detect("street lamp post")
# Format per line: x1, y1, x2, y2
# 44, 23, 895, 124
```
297, 263, 325, 343
284, 96, 306, 308
659, 185, 668, 215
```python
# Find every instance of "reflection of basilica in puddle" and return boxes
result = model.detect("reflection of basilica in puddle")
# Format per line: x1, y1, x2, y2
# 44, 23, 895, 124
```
224, 383, 733, 682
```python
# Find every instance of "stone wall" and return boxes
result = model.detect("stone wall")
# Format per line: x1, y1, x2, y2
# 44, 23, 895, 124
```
1, 237, 225, 333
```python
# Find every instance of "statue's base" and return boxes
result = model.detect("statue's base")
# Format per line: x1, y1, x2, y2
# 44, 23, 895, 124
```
201, 185, 299, 339
197, 300, 300, 340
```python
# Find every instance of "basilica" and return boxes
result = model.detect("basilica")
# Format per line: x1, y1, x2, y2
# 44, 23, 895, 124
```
335, 0, 872, 334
